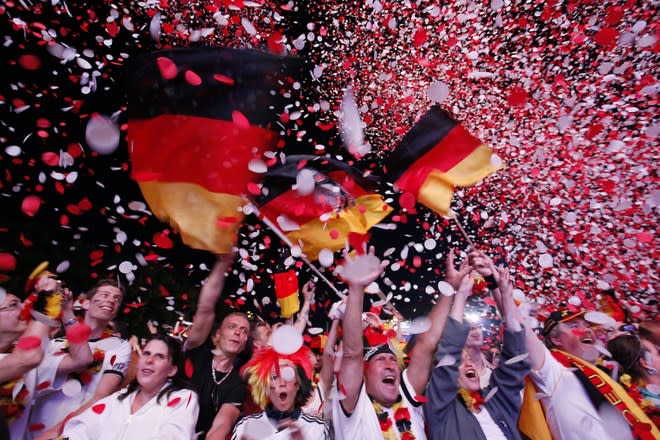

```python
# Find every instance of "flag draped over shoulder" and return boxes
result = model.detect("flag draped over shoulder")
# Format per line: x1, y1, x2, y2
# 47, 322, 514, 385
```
254, 155, 392, 260
127, 47, 300, 253
386, 106, 502, 216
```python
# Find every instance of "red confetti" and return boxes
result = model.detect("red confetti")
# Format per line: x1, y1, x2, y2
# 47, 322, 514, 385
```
213, 74, 235, 85
184, 70, 202, 86
216, 216, 240, 228
18, 54, 41, 71
231, 110, 250, 129
65, 322, 92, 344
0, 253, 17, 272
167, 397, 181, 407
593, 27, 619, 47
91, 403, 106, 414
267, 31, 285, 53
28, 423, 45, 432
153, 232, 174, 249
21, 195, 41, 217
41, 152, 60, 166
156, 56, 177, 80
16, 336, 41, 351
184, 358, 193, 378
412, 27, 428, 48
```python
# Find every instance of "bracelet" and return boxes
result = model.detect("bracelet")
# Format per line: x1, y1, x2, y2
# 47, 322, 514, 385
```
63, 317, 78, 327
484, 274, 497, 290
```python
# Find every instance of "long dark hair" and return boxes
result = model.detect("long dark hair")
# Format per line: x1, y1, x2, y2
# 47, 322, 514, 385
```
607, 334, 647, 382
118, 333, 195, 404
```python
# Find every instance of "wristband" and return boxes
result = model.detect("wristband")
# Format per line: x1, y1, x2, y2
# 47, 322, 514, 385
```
63, 317, 78, 327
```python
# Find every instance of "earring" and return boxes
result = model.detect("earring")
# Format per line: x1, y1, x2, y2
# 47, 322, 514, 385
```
647, 367, 658, 376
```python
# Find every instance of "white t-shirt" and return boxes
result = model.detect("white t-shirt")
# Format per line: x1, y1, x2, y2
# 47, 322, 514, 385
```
28, 336, 131, 436
0, 351, 61, 440
473, 408, 507, 440
232, 411, 330, 440
332, 369, 426, 440
62, 387, 199, 439
530, 348, 632, 440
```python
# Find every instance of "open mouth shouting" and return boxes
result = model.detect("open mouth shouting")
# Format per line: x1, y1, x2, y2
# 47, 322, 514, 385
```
464, 368, 478, 380
382, 375, 397, 386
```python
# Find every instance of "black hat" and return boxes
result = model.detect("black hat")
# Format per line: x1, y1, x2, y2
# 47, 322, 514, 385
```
543, 309, 586, 338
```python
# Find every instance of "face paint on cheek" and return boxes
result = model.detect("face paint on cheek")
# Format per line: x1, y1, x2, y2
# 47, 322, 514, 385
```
571, 328, 587, 338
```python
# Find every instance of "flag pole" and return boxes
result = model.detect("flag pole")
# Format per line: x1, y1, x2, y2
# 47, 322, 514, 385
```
245, 203, 347, 299
450, 211, 476, 249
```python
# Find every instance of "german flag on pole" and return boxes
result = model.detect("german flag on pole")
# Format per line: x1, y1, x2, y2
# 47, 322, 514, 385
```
386, 106, 502, 216
254, 156, 392, 260
273, 270, 300, 319
127, 48, 301, 253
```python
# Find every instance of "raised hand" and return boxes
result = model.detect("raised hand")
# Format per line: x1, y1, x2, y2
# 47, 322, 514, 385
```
340, 246, 385, 288
301, 280, 315, 303
445, 248, 471, 290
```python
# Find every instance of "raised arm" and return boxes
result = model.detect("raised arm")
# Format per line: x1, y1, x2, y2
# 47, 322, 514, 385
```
406, 249, 470, 395
56, 290, 93, 375
186, 254, 233, 350
496, 265, 545, 371
293, 281, 315, 334
424, 277, 473, 416
338, 247, 384, 414
320, 319, 341, 397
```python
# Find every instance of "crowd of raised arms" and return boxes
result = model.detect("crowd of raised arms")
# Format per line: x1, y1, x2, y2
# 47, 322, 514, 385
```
1, 248, 658, 440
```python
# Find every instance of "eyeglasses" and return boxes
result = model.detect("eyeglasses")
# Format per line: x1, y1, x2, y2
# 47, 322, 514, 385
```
0, 300, 21, 312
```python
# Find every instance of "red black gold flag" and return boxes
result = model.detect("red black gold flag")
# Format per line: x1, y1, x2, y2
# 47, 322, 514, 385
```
273, 270, 300, 319
386, 106, 502, 216
127, 47, 301, 253
254, 155, 392, 260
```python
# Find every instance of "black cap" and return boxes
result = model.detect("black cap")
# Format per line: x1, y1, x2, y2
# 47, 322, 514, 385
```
542, 309, 586, 338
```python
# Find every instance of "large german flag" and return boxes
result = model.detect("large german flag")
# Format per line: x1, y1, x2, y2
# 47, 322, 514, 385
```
254, 156, 392, 260
386, 106, 502, 216
127, 48, 301, 253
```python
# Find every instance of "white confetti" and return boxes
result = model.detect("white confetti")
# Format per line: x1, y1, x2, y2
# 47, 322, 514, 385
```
438, 281, 455, 296
339, 87, 369, 157
539, 254, 553, 268
271, 325, 303, 355
504, 353, 529, 365
85, 115, 120, 155
427, 80, 450, 103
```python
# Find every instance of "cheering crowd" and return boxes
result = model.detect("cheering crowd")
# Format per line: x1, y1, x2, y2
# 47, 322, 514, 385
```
1, 248, 658, 440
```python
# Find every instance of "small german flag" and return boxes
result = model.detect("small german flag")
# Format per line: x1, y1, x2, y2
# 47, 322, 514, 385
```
127, 47, 301, 253
386, 106, 502, 216
254, 155, 392, 260
273, 270, 300, 319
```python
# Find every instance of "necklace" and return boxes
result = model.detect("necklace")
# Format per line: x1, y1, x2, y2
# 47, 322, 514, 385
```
211, 363, 234, 386
372, 397, 416, 440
